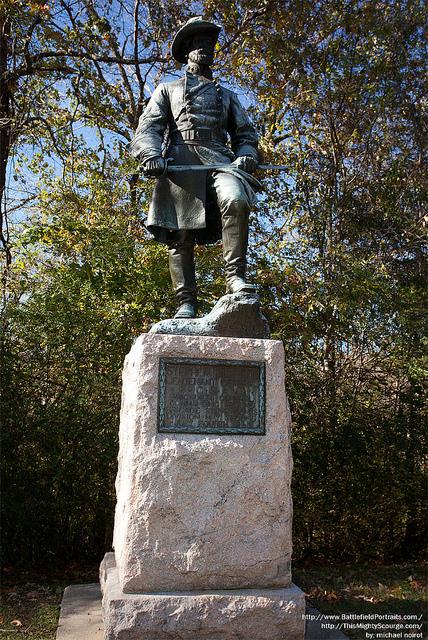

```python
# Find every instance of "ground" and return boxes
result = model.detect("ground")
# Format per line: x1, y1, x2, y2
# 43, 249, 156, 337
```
0, 563, 426, 639
294, 563, 427, 639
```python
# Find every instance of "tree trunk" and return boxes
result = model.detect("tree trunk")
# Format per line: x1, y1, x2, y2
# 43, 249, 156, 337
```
0, 13, 11, 274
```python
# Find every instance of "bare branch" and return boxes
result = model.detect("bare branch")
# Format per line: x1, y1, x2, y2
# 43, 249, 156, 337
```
4, 194, 37, 214
17, 64, 77, 77
220, 9, 268, 53
22, 14, 42, 60
24, 115, 68, 160
133, 0, 145, 122
82, 0, 137, 111
12, 50, 168, 79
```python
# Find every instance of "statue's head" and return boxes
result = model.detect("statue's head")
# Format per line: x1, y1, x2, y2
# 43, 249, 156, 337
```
172, 17, 221, 66
187, 32, 216, 66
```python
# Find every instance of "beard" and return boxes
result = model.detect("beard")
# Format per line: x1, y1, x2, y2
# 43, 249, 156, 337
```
188, 48, 214, 66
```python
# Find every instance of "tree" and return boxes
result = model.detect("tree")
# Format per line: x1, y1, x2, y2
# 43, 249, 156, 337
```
1, 0, 185, 566
1, 0, 426, 566
213, 0, 427, 559
0, 0, 182, 277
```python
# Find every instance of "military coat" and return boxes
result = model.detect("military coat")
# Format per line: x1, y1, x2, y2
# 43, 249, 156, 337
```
129, 72, 259, 245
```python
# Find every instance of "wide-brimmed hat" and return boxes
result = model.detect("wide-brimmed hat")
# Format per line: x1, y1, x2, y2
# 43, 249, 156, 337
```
171, 16, 221, 64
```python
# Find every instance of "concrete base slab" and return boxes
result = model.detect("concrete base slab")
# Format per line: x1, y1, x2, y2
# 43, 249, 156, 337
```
101, 554, 305, 639
57, 583, 348, 640
56, 583, 104, 640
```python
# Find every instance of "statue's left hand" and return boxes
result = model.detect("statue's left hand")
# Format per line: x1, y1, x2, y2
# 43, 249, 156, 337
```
232, 156, 258, 173
142, 156, 167, 177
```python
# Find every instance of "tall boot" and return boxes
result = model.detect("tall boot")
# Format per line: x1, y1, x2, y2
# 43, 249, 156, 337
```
168, 236, 197, 318
222, 203, 257, 294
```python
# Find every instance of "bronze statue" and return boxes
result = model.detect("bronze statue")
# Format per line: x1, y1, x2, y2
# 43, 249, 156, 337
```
129, 17, 260, 319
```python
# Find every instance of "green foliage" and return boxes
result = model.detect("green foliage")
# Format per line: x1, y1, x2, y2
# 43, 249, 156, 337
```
1, 0, 426, 567
2, 146, 175, 565
227, 0, 428, 561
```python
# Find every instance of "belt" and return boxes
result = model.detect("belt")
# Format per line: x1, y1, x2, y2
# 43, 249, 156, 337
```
170, 129, 225, 144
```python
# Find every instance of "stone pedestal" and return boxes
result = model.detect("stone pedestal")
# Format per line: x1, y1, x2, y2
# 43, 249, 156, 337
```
101, 554, 304, 640
100, 333, 305, 639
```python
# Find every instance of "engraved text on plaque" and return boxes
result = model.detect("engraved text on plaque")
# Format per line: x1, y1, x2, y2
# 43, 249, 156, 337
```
158, 357, 265, 435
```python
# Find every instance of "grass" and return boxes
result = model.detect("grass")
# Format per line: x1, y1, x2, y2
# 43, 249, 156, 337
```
0, 566, 98, 640
0, 562, 426, 639
0, 585, 60, 640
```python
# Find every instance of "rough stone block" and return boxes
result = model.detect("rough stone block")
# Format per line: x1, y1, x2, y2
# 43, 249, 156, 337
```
113, 334, 293, 593
100, 553, 306, 640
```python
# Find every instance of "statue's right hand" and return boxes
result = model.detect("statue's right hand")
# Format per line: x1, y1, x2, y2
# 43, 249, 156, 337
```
142, 157, 166, 177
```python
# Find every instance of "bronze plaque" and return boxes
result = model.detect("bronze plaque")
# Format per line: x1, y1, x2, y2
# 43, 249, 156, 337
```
158, 357, 265, 435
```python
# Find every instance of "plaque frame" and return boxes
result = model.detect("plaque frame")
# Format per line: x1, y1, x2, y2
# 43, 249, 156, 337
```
158, 357, 266, 435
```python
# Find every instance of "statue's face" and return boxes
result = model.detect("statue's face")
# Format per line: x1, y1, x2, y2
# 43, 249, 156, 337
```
187, 33, 216, 66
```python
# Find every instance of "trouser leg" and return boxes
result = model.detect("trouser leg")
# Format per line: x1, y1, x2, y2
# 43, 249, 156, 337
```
167, 230, 197, 306
222, 198, 249, 287
209, 172, 255, 293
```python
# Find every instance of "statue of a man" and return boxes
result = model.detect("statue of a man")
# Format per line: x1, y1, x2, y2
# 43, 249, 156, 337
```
129, 17, 260, 319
